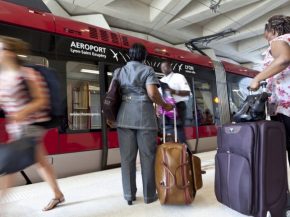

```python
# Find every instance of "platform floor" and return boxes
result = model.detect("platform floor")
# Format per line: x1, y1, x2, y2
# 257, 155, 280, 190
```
0, 151, 288, 217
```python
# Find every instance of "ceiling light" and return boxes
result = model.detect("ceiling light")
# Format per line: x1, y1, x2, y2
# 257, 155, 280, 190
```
17, 54, 27, 58
80, 69, 99, 74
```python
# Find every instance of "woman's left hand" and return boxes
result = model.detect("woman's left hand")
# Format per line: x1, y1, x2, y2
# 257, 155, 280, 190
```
249, 79, 260, 91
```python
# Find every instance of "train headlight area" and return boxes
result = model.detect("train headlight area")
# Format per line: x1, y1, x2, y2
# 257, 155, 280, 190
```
214, 97, 220, 104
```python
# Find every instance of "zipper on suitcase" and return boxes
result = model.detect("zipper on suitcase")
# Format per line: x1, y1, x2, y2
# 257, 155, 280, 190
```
227, 150, 231, 208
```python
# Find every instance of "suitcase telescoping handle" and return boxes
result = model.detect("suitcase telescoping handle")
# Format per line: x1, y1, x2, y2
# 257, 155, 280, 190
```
260, 81, 267, 92
162, 107, 177, 143
247, 81, 271, 120
259, 81, 271, 120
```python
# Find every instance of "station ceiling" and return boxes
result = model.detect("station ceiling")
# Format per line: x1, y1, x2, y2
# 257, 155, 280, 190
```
48, 0, 290, 64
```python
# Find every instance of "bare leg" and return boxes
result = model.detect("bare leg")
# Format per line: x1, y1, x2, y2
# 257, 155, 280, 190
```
35, 144, 64, 211
0, 174, 13, 199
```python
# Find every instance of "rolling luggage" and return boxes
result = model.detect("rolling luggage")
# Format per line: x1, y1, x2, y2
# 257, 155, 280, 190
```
215, 120, 288, 217
155, 108, 203, 205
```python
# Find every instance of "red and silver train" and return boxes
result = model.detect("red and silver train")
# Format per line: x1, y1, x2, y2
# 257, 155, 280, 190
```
0, 1, 258, 185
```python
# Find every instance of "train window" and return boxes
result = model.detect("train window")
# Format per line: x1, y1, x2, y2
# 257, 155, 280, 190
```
19, 55, 49, 67
66, 61, 101, 130
185, 79, 215, 126
156, 64, 217, 127
227, 73, 254, 119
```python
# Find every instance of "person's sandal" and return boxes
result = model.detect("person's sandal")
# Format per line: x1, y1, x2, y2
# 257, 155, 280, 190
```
43, 197, 65, 211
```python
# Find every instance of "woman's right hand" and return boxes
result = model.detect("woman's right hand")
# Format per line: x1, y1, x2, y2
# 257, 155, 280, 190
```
249, 78, 260, 91
163, 103, 174, 112
107, 120, 116, 128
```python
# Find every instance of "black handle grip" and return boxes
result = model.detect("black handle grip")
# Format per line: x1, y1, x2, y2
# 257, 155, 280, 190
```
247, 81, 267, 91
260, 81, 267, 88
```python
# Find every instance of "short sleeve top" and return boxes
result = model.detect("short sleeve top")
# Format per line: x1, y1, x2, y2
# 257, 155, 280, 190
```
114, 61, 159, 96
263, 34, 290, 117
160, 72, 191, 103
113, 61, 160, 130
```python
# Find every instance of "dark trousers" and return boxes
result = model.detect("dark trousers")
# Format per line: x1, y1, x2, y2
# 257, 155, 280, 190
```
117, 128, 158, 203
271, 113, 290, 166
164, 101, 187, 144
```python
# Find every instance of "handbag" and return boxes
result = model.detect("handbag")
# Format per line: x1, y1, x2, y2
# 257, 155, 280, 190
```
158, 96, 177, 119
0, 137, 37, 175
102, 68, 122, 122
158, 81, 178, 119
233, 92, 269, 123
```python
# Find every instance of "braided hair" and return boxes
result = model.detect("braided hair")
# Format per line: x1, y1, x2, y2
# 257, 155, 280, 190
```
265, 15, 290, 36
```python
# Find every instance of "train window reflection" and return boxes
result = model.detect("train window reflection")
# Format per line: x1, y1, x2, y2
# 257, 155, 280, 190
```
19, 55, 49, 67
178, 78, 215, 127
227, 73, 260, 120
66, 61, 101, 130
191, 80, 215, 126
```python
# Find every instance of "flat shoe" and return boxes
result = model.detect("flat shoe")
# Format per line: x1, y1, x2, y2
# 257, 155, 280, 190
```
43, 197, 65, 211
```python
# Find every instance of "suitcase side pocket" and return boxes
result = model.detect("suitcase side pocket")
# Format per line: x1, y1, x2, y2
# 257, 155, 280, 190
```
192, 155, 203, 190
228, 153, 253, 215
214, 154, 224, 203
215, 153, 228, 205
216, 152, 253, 215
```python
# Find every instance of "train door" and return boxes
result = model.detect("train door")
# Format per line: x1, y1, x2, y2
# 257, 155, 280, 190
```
99, 62, 123, 170
183, 65, 218, 153
183, 76, 200, 153
62, 60, 106, 175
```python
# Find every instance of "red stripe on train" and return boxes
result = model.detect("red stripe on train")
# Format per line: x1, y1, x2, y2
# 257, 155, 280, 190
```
42, 126, 217, 154
185, 125, 217, 139
0, 118, 217, 154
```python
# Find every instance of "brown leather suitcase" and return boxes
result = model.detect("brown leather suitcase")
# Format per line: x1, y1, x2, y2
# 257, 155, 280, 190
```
155, 109, 203, 205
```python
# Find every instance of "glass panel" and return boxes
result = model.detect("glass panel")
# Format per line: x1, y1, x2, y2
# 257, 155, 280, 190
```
19, 54, 49, 66
156, 65, 217, 127
192, 79, 215, 126
227, 73, 258, 120
186, 65, 217, 127
66, 61, 101, 130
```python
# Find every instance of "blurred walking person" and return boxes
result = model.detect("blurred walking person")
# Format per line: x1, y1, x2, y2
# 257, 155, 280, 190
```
0, 36, 64, 211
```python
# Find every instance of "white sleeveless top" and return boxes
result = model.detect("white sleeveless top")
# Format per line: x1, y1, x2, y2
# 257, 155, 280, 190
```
263, 33, 290, 117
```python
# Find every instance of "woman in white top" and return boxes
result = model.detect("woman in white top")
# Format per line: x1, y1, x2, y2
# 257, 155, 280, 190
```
250, 15, 290, 165
0, 36, 64, 211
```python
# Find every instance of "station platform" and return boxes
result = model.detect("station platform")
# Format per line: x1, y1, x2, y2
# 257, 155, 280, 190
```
0, 151, 288, 217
